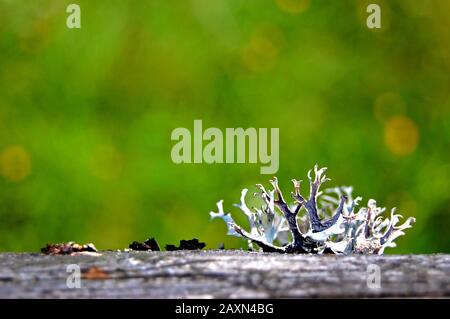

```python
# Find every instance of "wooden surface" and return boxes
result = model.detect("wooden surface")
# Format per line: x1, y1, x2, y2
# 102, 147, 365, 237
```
0, 251, 448, 298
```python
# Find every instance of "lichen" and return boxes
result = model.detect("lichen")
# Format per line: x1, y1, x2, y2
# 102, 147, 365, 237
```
209, 165, 415, 254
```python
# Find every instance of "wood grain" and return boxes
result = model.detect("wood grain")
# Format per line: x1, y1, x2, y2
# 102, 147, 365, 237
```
0, 251, 448, 298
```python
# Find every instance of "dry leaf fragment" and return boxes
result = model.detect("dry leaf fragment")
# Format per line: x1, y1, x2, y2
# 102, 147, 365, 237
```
82, 266, 109, 280
41, 242, 98, 255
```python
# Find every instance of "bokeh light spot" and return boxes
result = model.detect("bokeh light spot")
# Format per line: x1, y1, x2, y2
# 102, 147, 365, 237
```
275, 0, 309, 14
89, 144, 124, 181
242, 35, 279, 73
384, 116, 419, 156
0, 145, 32, 182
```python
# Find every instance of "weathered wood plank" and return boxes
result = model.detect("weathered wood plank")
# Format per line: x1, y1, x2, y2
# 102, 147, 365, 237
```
0, 251, 448, 298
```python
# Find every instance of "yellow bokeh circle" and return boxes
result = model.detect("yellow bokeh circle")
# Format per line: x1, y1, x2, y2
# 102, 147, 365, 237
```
384, 116, 419, 156
242, 35, 279, 73
0, 145, 32, 182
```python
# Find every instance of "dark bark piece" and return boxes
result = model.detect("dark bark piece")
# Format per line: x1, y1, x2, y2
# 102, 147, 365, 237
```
165, 238, 206, 251
129, 238, 160, 251
0, 251, 448, 298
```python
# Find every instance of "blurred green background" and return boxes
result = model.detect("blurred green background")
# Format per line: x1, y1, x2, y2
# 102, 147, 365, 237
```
0, 0, 448, 253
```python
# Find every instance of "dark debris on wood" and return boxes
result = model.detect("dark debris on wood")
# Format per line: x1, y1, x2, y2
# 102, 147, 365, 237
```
165, 238, 206, 251
129, 237, 160, 251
